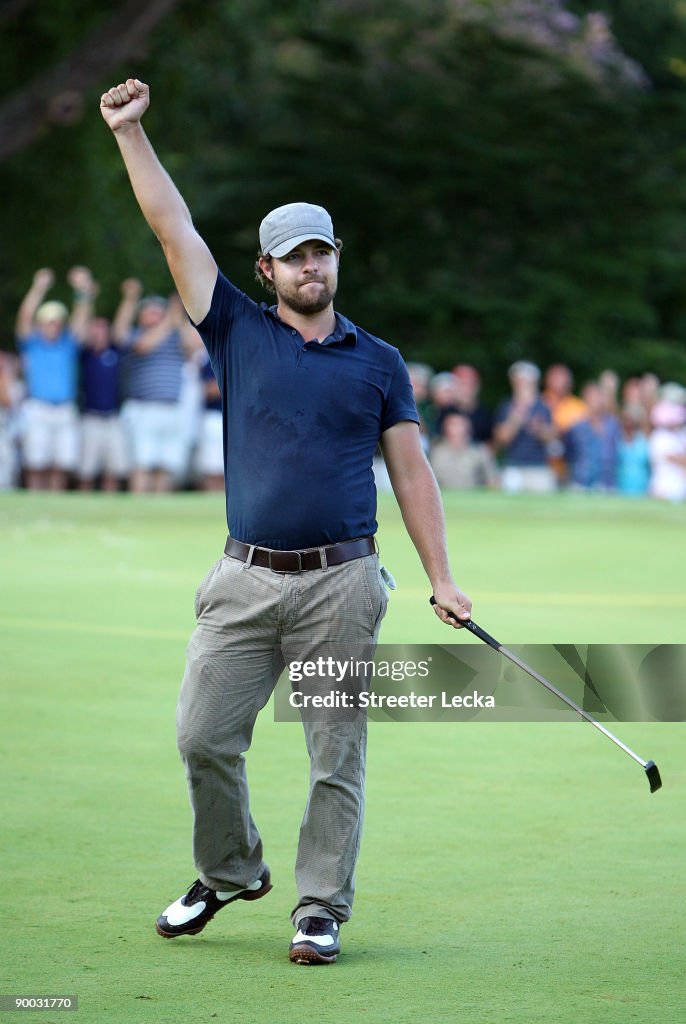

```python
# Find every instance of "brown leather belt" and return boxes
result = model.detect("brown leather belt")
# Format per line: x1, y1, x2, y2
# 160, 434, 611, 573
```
224, 536, 375, 573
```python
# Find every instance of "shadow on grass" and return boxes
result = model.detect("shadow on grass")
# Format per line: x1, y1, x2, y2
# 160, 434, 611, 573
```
149, 929, 460, 969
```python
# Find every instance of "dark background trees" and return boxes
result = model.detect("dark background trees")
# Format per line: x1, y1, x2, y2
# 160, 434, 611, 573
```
2, 0, 686, 397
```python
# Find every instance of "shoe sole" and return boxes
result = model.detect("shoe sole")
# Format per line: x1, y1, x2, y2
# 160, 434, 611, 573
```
289, 944, 338, 965
156, 880, 273, 938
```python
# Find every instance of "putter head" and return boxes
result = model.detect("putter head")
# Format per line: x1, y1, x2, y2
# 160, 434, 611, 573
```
644, 760, 662, 793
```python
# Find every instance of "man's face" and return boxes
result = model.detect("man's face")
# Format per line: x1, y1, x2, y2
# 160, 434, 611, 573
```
511, 372, 538, 402
263, 240, 339, 315
582, 383, 604, 415
454, 372, 479, 405
545, 365, 571, 397
87, 317, 110, 349
39, 319, 66, 342
431, 381, 457, 408
443, 414, 470, 447
138, 302, 167, 329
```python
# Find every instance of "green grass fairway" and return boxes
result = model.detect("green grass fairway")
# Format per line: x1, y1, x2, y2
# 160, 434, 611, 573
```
2, 492, 685, 1023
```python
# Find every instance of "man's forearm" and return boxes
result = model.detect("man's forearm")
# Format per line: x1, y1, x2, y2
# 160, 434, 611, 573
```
16, 282, 47, 338
69, 295, 94, 341
112, 123, 193, 245
131, 314, 174, 354
112, 299, 136, 343
101, 79, 217, 325
392, 460, 454, 589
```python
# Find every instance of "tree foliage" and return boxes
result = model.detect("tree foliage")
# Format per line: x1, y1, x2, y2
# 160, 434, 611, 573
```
2, 0, 686, 394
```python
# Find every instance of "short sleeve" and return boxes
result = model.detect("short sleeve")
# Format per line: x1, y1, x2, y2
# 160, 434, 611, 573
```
494, 400, 510, 425
195, 271, 259, 375
381, 352, 420, 432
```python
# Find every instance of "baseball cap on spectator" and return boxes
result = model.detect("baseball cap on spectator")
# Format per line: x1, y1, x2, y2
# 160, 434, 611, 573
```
137, 296, 168, 315
429, 371, 457, 395
259, 202, 336, 258
659, 382, 686, 405
508, 360, 540, 381
36, 301, 68, 324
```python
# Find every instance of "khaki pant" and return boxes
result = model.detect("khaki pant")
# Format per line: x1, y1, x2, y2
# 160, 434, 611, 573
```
177, 549, 388, 925
501, 465, 557, 494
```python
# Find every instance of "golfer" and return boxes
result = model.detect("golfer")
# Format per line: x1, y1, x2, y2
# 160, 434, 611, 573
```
101, 78, 472, 964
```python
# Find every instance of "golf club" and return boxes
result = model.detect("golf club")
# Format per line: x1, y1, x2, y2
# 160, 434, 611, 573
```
429, 597, 662, 793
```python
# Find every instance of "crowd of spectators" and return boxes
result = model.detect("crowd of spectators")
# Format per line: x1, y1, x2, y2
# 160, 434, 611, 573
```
0, 267, 224, 493
406, 359, 686, 501
1, 266, 685, 501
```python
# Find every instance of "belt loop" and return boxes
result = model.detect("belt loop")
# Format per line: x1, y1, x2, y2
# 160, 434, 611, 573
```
318, 546, 328, 571
242, 544, 256, 570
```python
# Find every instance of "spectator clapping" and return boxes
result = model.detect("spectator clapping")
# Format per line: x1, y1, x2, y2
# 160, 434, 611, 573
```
6, 270, 686, 503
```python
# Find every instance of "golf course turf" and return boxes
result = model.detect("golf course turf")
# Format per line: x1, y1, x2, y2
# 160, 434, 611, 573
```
2, 491, 684, 1022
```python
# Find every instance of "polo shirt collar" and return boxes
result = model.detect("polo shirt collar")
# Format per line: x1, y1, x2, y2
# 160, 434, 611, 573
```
262, 304, 357, 347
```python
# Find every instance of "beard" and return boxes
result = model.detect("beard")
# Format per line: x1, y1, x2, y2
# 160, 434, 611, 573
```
275, 278, 337, 316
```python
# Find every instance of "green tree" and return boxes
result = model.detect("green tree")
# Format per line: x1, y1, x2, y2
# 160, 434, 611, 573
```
3, 0, 686, 393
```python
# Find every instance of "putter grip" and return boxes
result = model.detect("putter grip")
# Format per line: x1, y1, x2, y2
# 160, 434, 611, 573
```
429, 596, 501, 650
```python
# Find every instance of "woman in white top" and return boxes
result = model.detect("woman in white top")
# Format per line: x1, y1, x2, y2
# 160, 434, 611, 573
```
649, 398, 686, 502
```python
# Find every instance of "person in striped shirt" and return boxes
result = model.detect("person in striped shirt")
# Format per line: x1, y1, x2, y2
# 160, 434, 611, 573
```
115, 282, 196, 493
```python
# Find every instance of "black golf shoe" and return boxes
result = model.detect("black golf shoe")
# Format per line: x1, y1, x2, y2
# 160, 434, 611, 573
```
155, 867, 272, 937
289, 916, 340, 964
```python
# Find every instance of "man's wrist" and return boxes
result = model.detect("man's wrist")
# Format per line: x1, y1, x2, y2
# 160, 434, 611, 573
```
113, 120, 144, 138
430, 575, 456, 592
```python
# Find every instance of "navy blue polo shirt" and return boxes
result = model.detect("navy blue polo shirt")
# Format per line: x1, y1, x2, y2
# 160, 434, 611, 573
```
196, 272, 419, 549
81, 345, 121, 414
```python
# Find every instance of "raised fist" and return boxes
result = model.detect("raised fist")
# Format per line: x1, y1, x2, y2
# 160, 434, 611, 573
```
100, 79, 150, 132
67, 265, 95, 294
33, 268, 55, 292
121, 277, 143, 300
